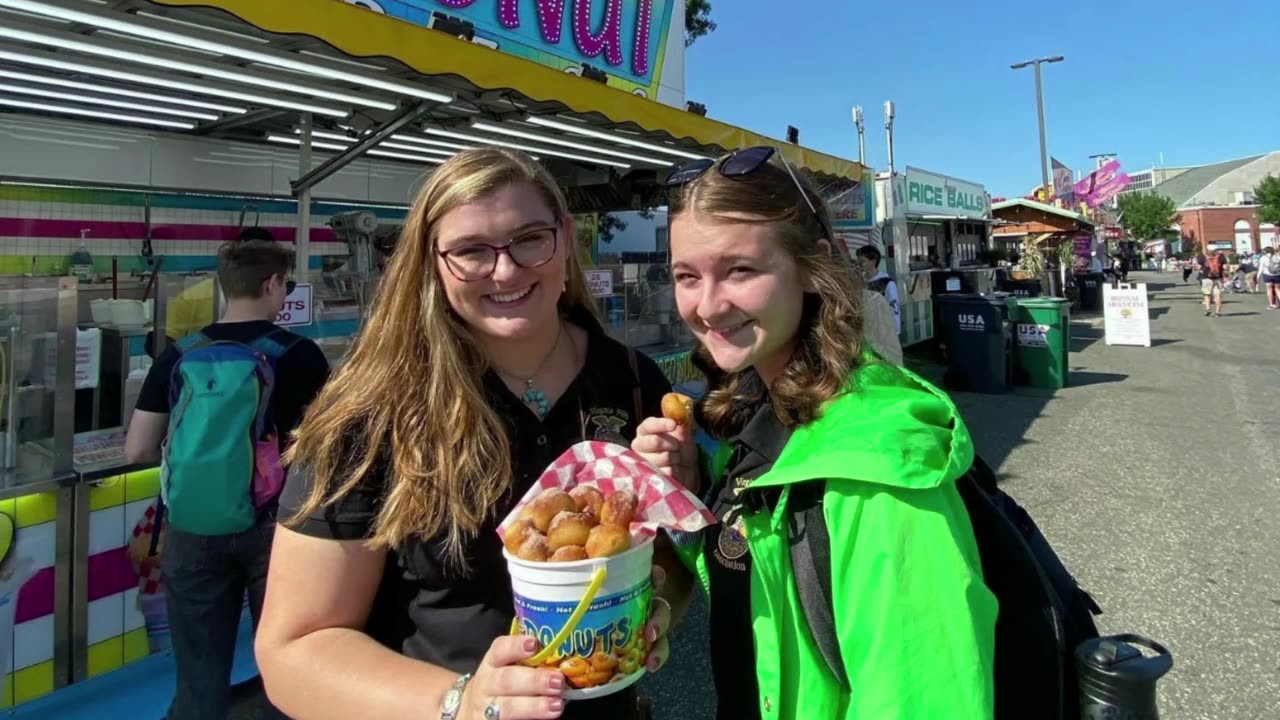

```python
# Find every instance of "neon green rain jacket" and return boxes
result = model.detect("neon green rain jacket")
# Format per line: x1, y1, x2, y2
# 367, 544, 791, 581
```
678, 361, 997, 720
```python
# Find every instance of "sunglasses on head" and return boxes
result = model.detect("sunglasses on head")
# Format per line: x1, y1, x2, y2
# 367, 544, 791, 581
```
664, 145, 827, 236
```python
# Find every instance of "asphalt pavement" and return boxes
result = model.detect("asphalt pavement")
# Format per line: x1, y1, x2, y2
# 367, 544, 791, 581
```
233, 271, 1279, 719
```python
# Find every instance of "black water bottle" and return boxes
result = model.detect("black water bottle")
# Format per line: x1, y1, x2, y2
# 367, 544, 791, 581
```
1075, 634, 1173, 720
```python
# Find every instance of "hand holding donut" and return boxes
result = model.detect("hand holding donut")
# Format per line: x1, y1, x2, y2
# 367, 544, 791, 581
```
463, 636, 565, 720
632, 393, 699, 492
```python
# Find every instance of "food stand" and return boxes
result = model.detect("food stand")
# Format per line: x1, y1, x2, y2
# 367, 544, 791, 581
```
877, 168, 993, 347
990, 198, 1099, 297
0, 1, 868, 715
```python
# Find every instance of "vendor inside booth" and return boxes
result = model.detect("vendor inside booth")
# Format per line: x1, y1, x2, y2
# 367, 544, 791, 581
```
0, 1, 868, 717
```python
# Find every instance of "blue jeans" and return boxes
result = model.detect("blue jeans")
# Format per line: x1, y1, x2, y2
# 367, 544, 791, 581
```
161, 517, 283, 720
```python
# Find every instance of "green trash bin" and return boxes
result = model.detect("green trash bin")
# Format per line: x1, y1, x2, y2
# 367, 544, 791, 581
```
1009, 297, 1070, 389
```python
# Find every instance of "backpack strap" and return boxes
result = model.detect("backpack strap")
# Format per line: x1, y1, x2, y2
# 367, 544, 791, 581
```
787, 482, 850, 689
249, 328, 303, 363
626, 347, 643, 425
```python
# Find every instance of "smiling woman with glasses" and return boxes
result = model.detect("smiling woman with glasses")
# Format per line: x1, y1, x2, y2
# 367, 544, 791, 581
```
256, 147, 692, 720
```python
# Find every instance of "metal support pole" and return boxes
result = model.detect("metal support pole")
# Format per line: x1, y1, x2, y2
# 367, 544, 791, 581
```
291, 101, 433, 194
1034, 62, 1050, 195
296, 112, 313, 282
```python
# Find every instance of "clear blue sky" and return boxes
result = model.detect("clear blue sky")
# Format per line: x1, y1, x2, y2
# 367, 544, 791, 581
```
682, 0, 1277, 197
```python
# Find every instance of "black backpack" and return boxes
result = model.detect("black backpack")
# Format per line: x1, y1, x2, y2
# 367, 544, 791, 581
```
788, 455, 1101, 720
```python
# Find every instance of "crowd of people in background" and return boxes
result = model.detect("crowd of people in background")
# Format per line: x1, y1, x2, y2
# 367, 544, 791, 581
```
1174, 246, 1280, 316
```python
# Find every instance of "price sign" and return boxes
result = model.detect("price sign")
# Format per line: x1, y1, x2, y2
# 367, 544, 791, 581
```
276, 283, 314, 327
585, 270, 614, 298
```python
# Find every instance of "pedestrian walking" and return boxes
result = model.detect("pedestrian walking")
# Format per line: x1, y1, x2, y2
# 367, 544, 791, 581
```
1259, 247, 1280, 309
125, 240, 331, 720
1198, 249, 1226, 317
856, 244, 901, 335
1182, 258, 1194, 284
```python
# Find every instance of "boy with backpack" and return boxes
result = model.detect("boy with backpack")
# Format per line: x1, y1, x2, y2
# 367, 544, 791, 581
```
124, 240, 330, 720
1198, 249, 1226, 317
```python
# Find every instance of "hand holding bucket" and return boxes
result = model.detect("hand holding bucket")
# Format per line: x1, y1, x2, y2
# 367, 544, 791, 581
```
499, 442, 716, 699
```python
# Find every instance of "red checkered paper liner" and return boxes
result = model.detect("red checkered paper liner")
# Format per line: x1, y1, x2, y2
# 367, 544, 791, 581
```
129, 502, 164, 595
498, 441, 717, 540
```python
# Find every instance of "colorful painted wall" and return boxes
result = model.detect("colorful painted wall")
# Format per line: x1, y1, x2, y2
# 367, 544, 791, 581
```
0, 493, 58, 710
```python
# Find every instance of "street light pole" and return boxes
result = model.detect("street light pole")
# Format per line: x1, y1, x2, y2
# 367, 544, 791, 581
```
1011, 56, 1064, 197
884, 100, 896, 176
852, 105, 866, 165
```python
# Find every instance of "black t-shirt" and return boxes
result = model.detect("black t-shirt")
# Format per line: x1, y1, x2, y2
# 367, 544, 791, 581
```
135, 320, 331, 443
704, 401, 792, 720
278, 319, 671, 719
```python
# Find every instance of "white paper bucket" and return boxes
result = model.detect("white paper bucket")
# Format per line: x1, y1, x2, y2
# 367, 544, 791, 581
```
503, 536, 654, 700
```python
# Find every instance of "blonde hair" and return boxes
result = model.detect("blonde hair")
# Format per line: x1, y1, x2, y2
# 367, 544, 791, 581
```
285, 148, 597, 566
670, 152, 864, 438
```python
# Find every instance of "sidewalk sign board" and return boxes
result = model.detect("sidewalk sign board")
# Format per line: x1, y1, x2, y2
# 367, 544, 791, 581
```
1103, 283, 1151, 347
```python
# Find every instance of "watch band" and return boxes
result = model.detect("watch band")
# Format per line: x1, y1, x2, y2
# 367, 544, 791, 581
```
439, 672, 473, 720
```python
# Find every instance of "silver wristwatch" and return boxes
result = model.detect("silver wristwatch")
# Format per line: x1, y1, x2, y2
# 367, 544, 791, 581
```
440, 672, 473, 720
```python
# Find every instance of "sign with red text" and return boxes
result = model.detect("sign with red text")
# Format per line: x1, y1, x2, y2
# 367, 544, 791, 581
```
1103, 283, 1150, 347
276, 284, 314, 327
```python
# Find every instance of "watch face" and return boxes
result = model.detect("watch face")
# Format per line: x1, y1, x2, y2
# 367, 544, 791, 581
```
442, 687, 462, 713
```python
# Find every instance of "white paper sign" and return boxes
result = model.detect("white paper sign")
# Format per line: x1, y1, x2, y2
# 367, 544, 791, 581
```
276, 283, 313, 327
42, 328, 101, 390
1103, 283, 1151, 347
585, 270, 614, 298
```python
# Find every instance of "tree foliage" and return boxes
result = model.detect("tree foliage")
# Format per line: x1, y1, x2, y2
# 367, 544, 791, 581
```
685, 0, 716, 47
1256, 175, 1280, 229
598, 213, 627, 244
1117, 192, 1180, 242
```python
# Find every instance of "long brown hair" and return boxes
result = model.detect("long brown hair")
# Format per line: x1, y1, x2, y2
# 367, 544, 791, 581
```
285, 148, 597, 567
669, 151, 864, 438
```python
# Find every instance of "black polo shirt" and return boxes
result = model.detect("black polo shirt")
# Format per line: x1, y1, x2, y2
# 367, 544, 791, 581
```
704, 400, 792, 720
278, 317, 670, 719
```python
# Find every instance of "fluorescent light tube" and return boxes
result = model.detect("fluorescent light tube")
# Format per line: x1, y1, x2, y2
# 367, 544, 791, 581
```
423, 128, 630, 169
268, 135, 445, 165
0, 95, 194, 129
471, 121, 671, 166
525, 117, 704, 160
0, 23, 394, 110
0, 67, 246, 113
302, 129, 456, 157
0, 0, 452, 104
0, 81, 217, 120
0, 46, 348, 116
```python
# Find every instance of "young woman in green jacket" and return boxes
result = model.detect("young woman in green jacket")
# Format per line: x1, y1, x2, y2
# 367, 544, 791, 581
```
632, 147, 998, 720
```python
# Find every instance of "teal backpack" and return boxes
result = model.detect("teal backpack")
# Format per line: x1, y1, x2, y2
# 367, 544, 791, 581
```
158, 329, 300, 536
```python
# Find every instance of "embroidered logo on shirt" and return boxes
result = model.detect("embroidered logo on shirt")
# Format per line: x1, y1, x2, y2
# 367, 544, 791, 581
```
587, 407, 628, 446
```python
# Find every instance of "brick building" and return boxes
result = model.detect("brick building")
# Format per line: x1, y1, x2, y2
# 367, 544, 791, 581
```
1143, 151, 1280, 254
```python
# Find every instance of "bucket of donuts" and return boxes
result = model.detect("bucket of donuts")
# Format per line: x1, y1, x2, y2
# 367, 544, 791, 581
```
498, 438, 716, 700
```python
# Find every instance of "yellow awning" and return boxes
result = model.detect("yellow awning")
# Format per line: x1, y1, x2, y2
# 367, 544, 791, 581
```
149, 0, 865, 181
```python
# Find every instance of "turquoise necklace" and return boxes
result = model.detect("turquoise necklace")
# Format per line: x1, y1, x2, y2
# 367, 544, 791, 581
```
498, 325, 565, 420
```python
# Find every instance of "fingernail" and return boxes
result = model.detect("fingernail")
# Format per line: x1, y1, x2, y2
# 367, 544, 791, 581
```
647, 655, 660, 672
550, 699, 564, 712
653, 565, 667, 587
647, 625, 658, 642
523, 637, 537, 652
549, 674, 563, 690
